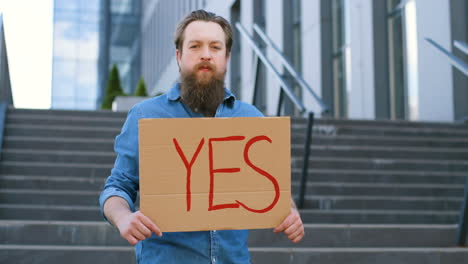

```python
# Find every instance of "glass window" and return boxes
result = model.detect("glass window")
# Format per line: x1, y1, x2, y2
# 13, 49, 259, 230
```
53, 21, 79, 59
55, 0, 79, 11
79, 11, 100, 23
77, 23, 99, 60
111, 0, 133, 14
79, 0, 101, 12
52, 59, 77, 99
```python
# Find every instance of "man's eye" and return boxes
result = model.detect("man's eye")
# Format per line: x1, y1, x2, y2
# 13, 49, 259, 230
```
190, 45, 199, 49
212, 46, 221, 50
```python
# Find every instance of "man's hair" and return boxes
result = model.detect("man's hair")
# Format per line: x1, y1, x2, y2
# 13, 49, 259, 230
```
174, 10, 233, 55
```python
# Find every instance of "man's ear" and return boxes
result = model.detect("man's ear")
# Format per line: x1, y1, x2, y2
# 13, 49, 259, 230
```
176, 49, 181, 71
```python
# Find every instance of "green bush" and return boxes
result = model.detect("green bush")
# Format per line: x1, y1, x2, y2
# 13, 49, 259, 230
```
135, 77, 148, 97
101, 65, 125, 109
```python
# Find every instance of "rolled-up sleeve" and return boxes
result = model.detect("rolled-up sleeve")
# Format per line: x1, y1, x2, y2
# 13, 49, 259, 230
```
99, 105, 142, 221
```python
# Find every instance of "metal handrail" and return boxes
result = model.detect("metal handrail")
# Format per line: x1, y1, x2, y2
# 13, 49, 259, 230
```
454, 41, 468, 55
252, 24, 330, 114
425, 38, 468, 76
235, 22, 321, 208
235, 23, 306, 112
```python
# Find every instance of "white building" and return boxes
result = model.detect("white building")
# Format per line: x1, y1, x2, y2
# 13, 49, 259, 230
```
142, 0, 467, 122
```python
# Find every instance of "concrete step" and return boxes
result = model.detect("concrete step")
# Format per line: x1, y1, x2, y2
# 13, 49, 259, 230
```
291, 181, 464, 197
291, 124, 468, 138
4, 136, 115, 151
0, 221, 125, 246
295, 157, 468, 172
297, 195, 463, 211
8, 107, 128, 118
5, 124, 120, 138
291, 145, 468, 160
302, 117, 468, 130
292, 134, 468, 148
0, 187, 461, 210
0, 245, 135, 264
248, 224, 458, 248
299, 209, 460, 224
0, 189, 100, 206
0, 204, 102, 221
6, 113, 125, 127
2, 245, 468, 264
2, 149, 116, 164
0, 221, 458, 248
0, 161, 112, 177
0, 175, 106, 190
291, 168, 468, 184
249, 247, 468, 264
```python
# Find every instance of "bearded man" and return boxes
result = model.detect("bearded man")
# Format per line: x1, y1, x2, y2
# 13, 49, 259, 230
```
99, 9, 304, 264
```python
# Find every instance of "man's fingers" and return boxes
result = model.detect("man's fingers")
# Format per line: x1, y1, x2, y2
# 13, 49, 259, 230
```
287, 226, 304, 241
274, 214, 294, 233
135, 221, 152, 238
139, 213, 163, 237
127, 235, 139, 246
292, 232, 305, 243
283, 220, 301, 236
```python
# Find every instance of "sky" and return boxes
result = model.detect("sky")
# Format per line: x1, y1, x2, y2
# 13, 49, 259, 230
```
0, 0, 53, 109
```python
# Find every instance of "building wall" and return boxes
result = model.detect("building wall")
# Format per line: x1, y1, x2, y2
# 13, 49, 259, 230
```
142, 0, 461, 122
347, 0, 375, 119
142, 0, 205, 95
414, 0, 453, 121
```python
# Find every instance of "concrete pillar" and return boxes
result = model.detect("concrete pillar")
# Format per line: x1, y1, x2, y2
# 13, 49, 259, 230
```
301, 0, 324, 115
414, 0, 453, 121
264, 0, 283, 116
347, 0, 375, 119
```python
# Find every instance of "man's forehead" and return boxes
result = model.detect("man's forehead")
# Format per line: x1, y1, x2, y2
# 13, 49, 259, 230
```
184, 21, 225, 43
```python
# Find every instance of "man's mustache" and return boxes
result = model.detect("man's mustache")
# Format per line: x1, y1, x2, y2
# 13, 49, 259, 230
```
195, 62, 216, 71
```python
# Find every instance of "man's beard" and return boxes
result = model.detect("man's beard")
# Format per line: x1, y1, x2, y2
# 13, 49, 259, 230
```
179, 62, 226, 117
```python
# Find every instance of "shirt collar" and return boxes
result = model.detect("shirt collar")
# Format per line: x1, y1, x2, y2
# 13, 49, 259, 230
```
167, 82, 236, 104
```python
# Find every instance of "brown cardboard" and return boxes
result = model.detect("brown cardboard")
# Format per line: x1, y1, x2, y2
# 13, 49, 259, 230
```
139, 117, 290, 232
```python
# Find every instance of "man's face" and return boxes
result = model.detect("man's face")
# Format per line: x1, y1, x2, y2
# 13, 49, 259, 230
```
176, 20, 230, 83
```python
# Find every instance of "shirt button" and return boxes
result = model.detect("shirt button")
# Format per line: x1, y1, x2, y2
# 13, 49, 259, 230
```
212, 257, 216, 263
213, 230, 216, 233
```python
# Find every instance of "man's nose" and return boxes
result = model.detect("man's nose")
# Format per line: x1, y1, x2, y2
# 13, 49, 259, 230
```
200, 46, 212, 61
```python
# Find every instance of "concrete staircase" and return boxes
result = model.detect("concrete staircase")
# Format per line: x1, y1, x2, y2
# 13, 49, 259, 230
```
1, 108, 468, 263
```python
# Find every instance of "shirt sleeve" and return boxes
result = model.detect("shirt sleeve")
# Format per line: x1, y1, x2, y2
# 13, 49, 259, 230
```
99, 104, 142, 221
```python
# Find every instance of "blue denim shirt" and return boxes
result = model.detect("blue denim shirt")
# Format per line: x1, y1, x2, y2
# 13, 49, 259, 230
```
99, 83, 263, 264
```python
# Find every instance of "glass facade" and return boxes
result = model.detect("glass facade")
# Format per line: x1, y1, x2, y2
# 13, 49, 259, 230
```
99, 0, 141, 103
51, 0, 101, 110
52, 0, 141, 110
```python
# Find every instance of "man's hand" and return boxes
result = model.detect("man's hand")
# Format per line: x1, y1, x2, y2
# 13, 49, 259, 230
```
115, 211, 163, 245
273, 202, 304, 243
103, 197, 163, 245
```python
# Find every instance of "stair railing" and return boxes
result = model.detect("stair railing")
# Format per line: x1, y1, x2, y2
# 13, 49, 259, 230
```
426, 38, 468, 246
235, 22, 329, 208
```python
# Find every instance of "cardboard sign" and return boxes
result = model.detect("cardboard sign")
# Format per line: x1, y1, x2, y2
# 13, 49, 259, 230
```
139, 117, 290, 232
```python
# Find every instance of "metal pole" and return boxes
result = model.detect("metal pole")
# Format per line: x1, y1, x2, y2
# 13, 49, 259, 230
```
277, 89, 284, 117
298, 112, 314, 209
251, 55, 260, 106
